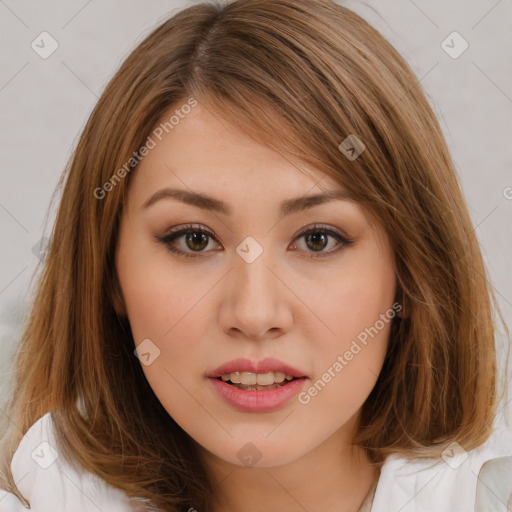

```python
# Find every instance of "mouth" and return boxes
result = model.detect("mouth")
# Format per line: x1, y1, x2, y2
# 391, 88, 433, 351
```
215, 371, 303, 391
207, 358, 308, 411
208, 372, 308, 412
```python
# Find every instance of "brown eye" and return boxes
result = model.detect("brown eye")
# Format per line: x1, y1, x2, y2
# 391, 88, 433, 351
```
304, 232, 329, 252
184, 232, 209, 251
156, 224, 219, 259
290, 224, 354, 258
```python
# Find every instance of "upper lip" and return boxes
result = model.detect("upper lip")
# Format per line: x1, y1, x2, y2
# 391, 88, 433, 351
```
207, 358, 308, 379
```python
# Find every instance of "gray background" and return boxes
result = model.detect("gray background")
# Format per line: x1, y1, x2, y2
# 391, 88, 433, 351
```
1, 0, 511, 429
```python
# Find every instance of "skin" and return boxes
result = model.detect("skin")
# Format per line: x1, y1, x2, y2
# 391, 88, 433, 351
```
114, 101, 398, 512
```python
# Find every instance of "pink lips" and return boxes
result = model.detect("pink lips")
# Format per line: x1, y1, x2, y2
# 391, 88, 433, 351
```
207, 357, 309, 412
207, 357, 308, 379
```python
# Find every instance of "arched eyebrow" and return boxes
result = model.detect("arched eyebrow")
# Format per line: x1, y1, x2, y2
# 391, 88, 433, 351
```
142, 187, 355, 217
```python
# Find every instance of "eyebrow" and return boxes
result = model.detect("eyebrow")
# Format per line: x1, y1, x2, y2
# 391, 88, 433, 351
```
142, 187, 355, 216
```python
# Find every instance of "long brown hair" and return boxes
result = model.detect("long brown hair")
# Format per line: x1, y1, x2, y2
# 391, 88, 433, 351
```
1, 0, 509, 510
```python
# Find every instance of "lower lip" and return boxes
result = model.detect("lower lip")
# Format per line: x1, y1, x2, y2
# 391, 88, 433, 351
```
208, 377, 307, 412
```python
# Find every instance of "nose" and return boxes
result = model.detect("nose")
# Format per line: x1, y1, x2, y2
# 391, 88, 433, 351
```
218, 246, 294, 341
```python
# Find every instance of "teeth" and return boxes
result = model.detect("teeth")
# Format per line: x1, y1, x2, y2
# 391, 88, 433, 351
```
220, 371, 295, 385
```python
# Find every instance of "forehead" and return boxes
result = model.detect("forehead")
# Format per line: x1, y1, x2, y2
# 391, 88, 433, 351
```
128, 102, 344, 203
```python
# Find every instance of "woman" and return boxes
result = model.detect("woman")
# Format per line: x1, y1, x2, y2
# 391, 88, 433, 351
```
1, 1, 510, 511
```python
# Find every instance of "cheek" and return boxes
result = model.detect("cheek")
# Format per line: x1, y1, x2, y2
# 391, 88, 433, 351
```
299, 249, 395, 408
118, 243, 207, 345
298, 294, 393, 423
124, 280, 212, 383
119, 263, 211, 421
117, 245, 216, 379
306, 249, 396, 347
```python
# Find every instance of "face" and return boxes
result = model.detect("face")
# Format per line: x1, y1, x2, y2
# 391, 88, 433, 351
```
114, 101, 397, 469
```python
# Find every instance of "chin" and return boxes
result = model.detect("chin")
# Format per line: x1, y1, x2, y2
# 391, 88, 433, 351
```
205, 436, 309, 469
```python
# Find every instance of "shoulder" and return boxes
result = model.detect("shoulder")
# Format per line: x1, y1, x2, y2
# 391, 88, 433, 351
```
371, 421, 512, 512
0, 412, 156, 512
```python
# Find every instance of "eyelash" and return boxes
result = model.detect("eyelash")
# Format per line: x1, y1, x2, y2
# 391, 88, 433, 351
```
155, 223, 354, 259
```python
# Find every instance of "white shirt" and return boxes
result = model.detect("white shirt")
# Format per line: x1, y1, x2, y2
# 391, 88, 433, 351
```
1, 412, 511, 511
